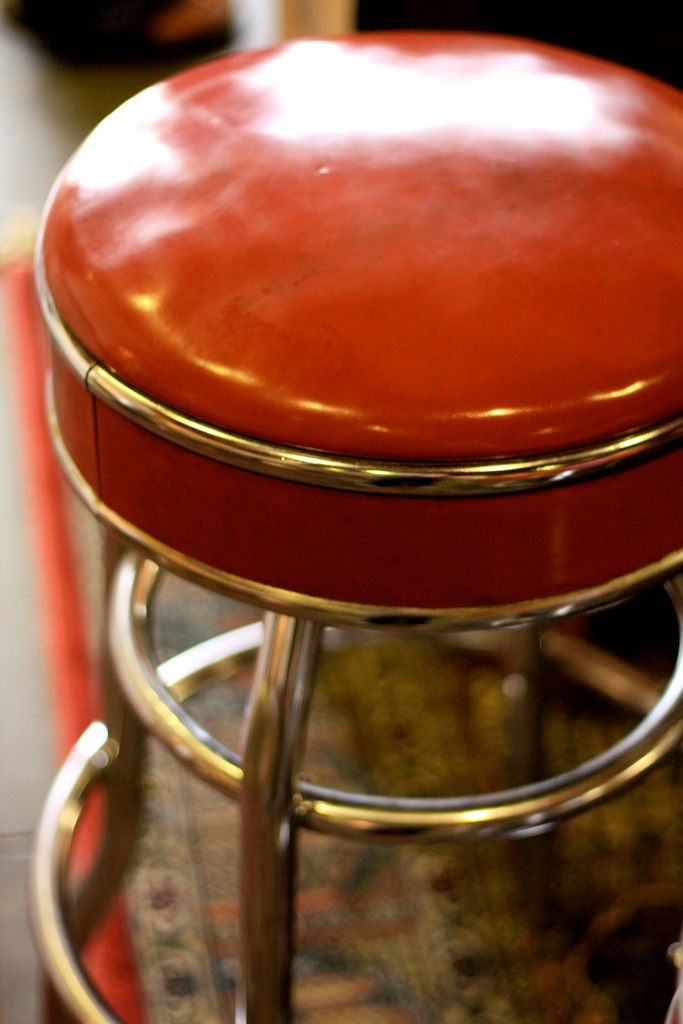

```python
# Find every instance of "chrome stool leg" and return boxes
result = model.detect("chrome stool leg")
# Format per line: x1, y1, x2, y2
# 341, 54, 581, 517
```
68, 539, 146, 949
237, 613, 322, 1024
501, 622, 546, 788
500, 623, 556, 921
543, 628, 662, 715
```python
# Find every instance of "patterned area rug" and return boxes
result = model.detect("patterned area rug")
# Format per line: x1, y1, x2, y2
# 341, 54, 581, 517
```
120, 569, 683, 1024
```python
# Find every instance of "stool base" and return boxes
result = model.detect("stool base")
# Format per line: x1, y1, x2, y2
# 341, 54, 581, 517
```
31, 553, 683, 1023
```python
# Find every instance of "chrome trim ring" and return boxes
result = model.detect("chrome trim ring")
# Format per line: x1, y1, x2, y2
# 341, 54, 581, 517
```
47, 393, 683, 630
30, 723, 122, 1024
36, 256, 94, 380
112, 550, 683, 842
38, 264, 683, 497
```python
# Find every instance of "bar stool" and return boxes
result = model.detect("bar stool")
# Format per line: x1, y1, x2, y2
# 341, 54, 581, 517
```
30, 32, 683, 1023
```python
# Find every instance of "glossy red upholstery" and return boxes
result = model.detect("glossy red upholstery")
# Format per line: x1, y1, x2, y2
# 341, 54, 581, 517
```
41, 33, 683, 616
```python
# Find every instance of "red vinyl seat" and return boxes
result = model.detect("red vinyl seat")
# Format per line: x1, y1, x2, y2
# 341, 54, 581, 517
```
39, 32, 683, 623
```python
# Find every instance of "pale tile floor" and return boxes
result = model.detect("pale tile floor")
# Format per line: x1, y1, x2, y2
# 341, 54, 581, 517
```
0, 4, 277, 1020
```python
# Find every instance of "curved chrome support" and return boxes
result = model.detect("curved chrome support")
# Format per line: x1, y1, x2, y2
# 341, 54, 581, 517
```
109, 556, 257, 797
30, 723, 123, 1024
111, 552, 683, 842
109, 557, 250, 794
238, 613, 321, 1024
299, 575, 683, 840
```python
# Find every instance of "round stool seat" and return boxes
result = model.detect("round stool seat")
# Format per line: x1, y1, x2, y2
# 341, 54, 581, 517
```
40, 32, 683, 623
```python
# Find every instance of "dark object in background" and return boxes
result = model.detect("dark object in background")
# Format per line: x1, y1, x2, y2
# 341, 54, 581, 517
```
5, 0, 231, 60
358, 1, 683, 89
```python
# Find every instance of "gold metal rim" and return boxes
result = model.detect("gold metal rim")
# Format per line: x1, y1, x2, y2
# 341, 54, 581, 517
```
38, 260, 683, 497
48, 387, 683, 629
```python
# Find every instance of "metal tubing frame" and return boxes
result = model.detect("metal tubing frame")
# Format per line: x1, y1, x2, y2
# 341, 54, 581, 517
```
31, 618, 319, 1024
30, 614, 265, 1024
30, 723, 122, 1024
109, 557, 248, 796
67, 534, 146, 949
111, 551, 683, 842
237, 613, 321, 1024
32, 553, 683, 1023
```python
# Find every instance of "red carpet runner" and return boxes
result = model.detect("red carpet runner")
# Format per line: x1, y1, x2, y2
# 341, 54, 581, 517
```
3, 260, 145, 1023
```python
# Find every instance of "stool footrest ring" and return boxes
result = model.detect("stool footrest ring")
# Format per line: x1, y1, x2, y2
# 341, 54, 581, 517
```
111, 552, 683, 842
30, 723, 123, 1024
